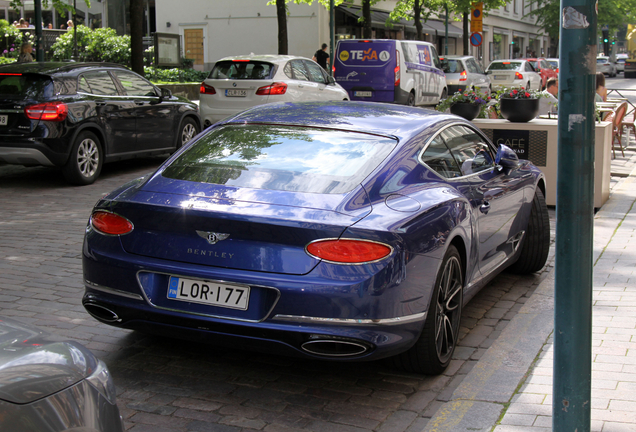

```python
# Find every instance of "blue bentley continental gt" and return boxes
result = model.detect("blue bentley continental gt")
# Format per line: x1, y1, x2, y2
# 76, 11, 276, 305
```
81, 101, 549, 374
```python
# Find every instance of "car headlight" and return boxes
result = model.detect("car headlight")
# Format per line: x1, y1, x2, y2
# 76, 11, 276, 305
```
85, 359, 117, 405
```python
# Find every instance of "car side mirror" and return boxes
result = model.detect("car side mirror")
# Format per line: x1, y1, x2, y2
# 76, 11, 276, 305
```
327, 75, 335, 84
160, 88, 172, 99
495, 144, 520, 172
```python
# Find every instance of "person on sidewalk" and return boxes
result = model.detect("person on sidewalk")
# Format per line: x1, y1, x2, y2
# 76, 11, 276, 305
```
312, 43, 330, 71
17, 42, 34, 63
537, 77, 558, 116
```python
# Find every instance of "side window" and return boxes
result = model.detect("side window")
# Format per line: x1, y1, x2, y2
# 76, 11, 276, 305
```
284, 62, 293, 79
526, 62, 535, 72
440, 126, 495, 176
466, 59, 479, 74
420, 135, 462, 179
290, 60, 310, 81
77, 71, 119, 95
430, 46, 441, 69
304, 60, 327, 84
112, 70, 157, 97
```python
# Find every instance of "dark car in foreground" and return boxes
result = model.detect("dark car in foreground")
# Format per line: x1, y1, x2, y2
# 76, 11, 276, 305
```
0, 317, 123, 432
81, 101, 550, 374
0, 62, 201, 185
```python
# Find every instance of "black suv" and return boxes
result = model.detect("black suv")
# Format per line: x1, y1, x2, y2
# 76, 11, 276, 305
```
0, 62, 201, 185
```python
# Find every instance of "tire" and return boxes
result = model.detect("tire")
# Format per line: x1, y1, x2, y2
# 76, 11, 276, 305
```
407, 91, 415, 106
177, 117, 199, 149
507, 188, 550, 274
391, 245, 463, 374
62, 131, 102, 185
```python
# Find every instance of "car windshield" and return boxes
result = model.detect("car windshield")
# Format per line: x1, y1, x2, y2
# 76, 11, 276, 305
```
441, 59, 463, 74
488, 62, 522, 71
162, 124, 397, 194
208, 61, 274, 80
0, 73, 54, 99
547, 60, 558, 68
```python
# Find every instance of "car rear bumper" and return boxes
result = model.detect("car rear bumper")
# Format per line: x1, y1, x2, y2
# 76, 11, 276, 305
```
0, 146, 56, 166
0, 137, 70, 167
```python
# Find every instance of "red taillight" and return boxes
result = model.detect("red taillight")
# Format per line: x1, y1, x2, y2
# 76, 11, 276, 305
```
91, 211, 134, 235
256, 82, 287, 95
0, 73, 22, 76
459, 70, 467, 81
233, 59, 250, 62
515, 71, 524, 80
394, 50, 401, 86
200, 82, 216, 95
306, 239, 392, 264
24, 102, 68, 122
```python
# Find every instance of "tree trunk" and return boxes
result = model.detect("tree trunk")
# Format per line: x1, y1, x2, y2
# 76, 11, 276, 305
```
277, 0, 288, 55
463, 12, 469, 55
414, 0, 423, 41
130, 0, 144, 75
362, 0, 372, 39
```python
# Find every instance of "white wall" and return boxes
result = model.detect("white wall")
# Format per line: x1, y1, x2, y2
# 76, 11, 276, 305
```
156, 0, 327, 69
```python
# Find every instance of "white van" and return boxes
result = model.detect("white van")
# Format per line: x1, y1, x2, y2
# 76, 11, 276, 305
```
333, 39, 447, 106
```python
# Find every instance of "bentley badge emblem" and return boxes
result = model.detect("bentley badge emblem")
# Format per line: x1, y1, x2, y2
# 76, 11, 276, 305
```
196, 231, 230, 245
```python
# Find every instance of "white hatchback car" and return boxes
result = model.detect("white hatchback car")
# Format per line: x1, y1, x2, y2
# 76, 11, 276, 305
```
597, 56, 618, 77
200, 54, 350, 126
486, 59, 543, 91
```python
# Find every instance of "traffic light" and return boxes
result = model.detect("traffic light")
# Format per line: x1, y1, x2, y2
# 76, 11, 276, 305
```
602, 28, 610, 55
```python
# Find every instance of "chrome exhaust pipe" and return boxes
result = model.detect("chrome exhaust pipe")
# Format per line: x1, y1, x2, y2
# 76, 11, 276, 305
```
301, 339, 370, 357
84, 303, 122, 323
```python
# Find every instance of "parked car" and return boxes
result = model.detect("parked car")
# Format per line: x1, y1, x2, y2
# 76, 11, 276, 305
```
334, 39, 447, 105
199, 54, 349, 127
525, 57, 558, 89
0, 316, 124, 432
81, 101, 550, 375
0, 62, 201, 185
486, 59, 543, 91
616, 54, 628, 73
546, 58, 559, 73
440, 55, 491, 96
597, 56, 618, 77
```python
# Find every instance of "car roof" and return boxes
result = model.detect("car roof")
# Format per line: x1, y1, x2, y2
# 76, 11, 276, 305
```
218, 101, 461, 142
215, 54, 309, 64
0, 61, 129, 75
440, 55, 473, 60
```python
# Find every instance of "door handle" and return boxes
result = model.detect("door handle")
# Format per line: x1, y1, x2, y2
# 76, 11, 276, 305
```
135, 101, 146, 106
480, 201, 491, 214
95, 102, 107, 106
298, 84, 304, 88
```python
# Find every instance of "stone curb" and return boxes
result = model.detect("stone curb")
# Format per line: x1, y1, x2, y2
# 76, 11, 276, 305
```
422, 160, 636, 432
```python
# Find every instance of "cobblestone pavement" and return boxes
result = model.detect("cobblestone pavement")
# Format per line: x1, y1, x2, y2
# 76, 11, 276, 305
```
0, 159, 555, 432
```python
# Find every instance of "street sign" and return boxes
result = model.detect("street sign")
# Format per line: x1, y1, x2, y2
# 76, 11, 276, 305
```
471, 20, 483, 32
470, 32, 483, 47
471, 2, 483, 21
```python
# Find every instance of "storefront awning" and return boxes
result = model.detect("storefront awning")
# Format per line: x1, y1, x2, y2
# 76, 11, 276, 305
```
338, 5, 463, 38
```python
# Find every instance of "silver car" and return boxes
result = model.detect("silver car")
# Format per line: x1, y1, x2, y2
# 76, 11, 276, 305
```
0, 317, 124, 432
597, 56, 618, 77
486, 59, 543, 91
199, 54, 350, 127
440, 55, 491, 96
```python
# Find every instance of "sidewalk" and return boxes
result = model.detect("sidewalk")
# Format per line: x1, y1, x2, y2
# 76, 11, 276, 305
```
423, 141, 636, 431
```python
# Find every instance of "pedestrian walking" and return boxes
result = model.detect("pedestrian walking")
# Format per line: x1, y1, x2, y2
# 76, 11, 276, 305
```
312, 43, 330, 71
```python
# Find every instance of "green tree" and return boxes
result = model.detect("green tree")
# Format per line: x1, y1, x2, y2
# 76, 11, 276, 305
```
389, 0, 448, 41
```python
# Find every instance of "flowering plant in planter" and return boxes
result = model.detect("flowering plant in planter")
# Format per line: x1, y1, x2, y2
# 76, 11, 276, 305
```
436, 89, 491, 114
499, 86, 541, 99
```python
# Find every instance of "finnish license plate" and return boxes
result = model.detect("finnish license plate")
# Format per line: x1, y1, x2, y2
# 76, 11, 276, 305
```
354, 91, 373, 97
0, 115, 7, 126
226, 89, 247, 97
168, 276, 250, 310
494, 75, 506, 80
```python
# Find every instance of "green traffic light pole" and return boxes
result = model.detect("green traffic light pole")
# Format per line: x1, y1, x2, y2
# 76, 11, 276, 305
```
553, 0, 595, 430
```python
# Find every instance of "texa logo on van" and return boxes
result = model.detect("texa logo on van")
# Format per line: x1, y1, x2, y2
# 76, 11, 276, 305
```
340, 49, 390, 62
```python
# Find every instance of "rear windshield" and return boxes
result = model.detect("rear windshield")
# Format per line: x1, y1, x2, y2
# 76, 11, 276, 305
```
0, 73, 54, 99
162, 124, 397, 194
208, 61, 274, 80
441, 59, 464, 74
597, 57, 609, 63
488, 62, 522, 71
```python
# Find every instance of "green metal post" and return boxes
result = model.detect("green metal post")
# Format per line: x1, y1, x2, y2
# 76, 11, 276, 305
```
35, 0, 43, 61
444, 5, 448, 55
554, 0, 595, 430
330, 0, 335, 76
